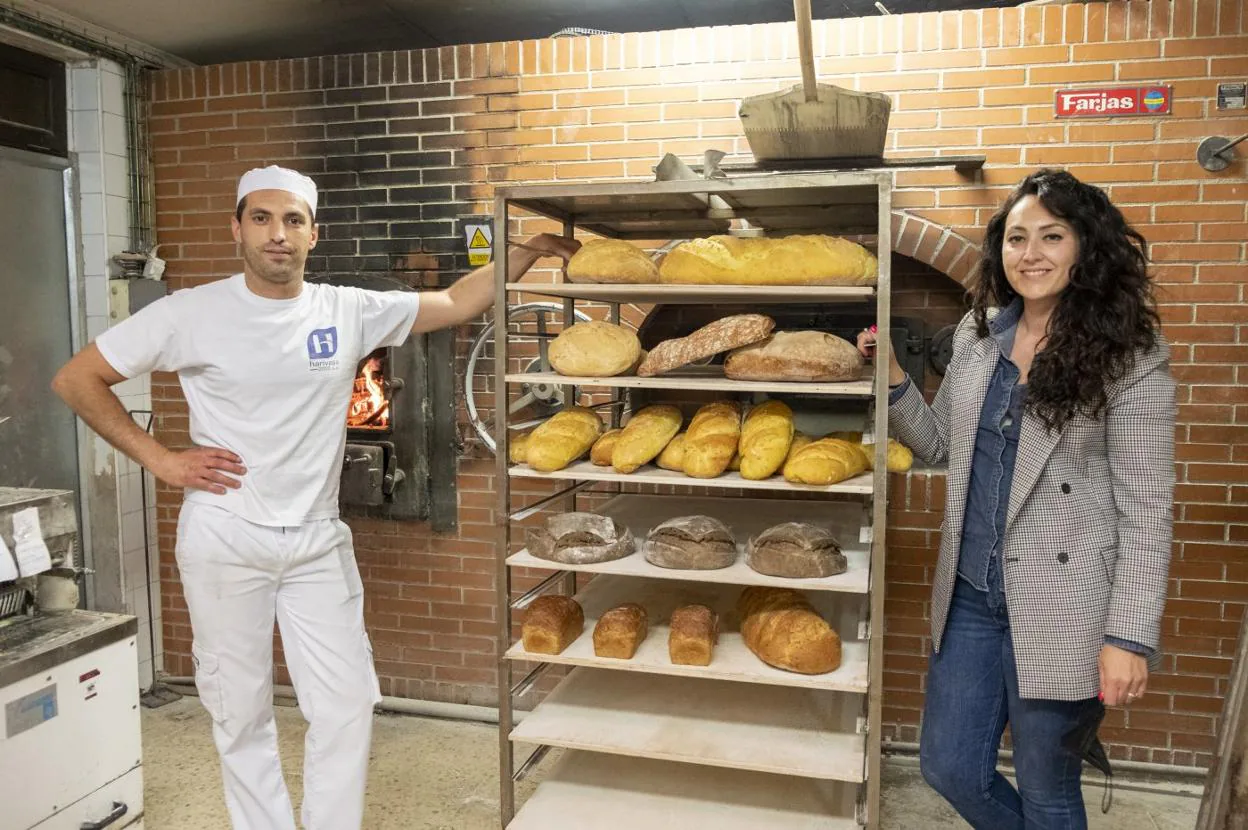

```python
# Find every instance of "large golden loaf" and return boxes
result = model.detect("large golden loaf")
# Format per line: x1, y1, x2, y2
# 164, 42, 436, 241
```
659, 234, 878, 286
681, 402, 742, 479
548, 321, 641, 377
566, 238, 659, 284
611, 405, 683, 473
738, 400, 795, 480
525, 406, 604, 472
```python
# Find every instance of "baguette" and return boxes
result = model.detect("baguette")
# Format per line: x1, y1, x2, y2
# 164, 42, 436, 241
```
682, 401, 742, 479
658, 234, 878, 286
738, 400, 794, 480
612, 405, 683, 473
590, 428, 622, 466
782, 437, 868, 486
637, 314, 774, 377
737, 586, 841, 674
656, 432, 687, 471
525, 407, 604, 472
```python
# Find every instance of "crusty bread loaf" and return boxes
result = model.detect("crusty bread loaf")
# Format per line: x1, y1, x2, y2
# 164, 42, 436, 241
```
637, 314, 774, 377
612, 405, 683, 473
829, 432, 914, 473
782, 438, 868, 486
658, 234, 878, 286
566, 238, 659, 284
526, 513, 635, 565
643, 515, 737, 570
549, 321, 641, 377
590, 428, 622, 466
593, 603, 649, 659
509, 431, 532, 464
738, 586, 841, 674
669, 604, 719, 666
724, 330, 864, 383
682, 401, 742, 479
738, 400, 794, 480
747, 522, 848, 579
522, 595, 584, 655
786, 432, 813, 462
656, 432, 687, 471
525, 406, 604, 472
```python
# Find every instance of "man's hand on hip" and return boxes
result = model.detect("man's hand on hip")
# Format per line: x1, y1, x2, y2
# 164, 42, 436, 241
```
153, 447, 247, 494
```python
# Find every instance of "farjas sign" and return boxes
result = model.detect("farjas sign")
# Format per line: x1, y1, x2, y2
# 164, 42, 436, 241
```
1054, 86, 1173, 118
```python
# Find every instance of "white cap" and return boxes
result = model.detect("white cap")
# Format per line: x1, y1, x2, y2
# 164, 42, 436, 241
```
236, 165, 318, 217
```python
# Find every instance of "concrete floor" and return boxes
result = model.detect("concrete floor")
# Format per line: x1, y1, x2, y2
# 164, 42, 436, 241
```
141, 697, 1202, 829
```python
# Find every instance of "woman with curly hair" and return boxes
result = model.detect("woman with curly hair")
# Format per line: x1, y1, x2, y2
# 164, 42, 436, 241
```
858, 169, 1175, 828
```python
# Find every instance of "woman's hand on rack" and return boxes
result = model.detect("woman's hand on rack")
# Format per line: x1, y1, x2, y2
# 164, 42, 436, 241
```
856, 326, 907, 387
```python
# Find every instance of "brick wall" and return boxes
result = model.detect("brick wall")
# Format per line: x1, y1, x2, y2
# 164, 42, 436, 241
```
148, 0, 1248, 766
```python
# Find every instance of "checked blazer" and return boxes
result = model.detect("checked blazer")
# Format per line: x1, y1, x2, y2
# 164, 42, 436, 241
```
889, 311, 1176, 700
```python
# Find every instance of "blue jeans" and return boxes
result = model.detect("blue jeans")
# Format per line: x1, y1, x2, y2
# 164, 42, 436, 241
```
919, 574, 1095, 829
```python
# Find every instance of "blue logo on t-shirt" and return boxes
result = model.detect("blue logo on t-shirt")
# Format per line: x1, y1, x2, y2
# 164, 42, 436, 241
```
307, 327, 338, 359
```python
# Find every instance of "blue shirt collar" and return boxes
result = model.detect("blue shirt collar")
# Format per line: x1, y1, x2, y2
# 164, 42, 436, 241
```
988, 298, 1023, 358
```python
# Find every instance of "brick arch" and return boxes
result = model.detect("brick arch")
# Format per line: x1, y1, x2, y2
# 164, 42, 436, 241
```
890, 211, 982, 288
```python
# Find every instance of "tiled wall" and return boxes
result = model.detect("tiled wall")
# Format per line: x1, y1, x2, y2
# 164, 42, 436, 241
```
69, 58, 161, 688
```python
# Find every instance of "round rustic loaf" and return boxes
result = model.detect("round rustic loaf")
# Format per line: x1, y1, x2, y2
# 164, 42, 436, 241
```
643, 515, 737, 570
724, 330, 864, 382
747, 522, 848, 579
567, 238, 659, 284
549, 321, 641, 377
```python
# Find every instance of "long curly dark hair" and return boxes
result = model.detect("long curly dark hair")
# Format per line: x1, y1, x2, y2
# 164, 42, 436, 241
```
970, 169, 1160, 432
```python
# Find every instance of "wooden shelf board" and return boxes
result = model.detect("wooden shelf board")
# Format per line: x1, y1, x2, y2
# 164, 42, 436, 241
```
508, 751, 860, 830
509, 494, 871, 594
510, 669, 866, 782
508, 461, 874, 495
505, 369, 873, 396
507, 574, 867, 692
505, 281, 875, 305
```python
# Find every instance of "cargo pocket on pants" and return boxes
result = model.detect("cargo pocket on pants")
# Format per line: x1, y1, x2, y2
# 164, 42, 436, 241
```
192, 644, 227, 723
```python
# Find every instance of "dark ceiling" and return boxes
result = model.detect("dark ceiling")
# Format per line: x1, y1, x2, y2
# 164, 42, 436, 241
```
36, 0, 1032, 64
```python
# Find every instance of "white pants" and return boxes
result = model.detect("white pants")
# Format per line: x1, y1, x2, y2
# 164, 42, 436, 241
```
176, 502, 381, 830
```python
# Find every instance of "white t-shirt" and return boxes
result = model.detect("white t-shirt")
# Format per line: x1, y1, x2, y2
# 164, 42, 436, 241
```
96, 273, 421, 527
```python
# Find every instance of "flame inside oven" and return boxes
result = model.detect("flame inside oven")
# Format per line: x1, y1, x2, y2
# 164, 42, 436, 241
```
348, 351, 390, 431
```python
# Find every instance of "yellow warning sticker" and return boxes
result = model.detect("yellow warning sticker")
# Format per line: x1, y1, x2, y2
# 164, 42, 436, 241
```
466, 223, 493, 266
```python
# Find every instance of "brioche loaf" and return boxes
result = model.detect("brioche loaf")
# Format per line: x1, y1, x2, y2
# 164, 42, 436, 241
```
525, 512, 635, 565
682, 401, 742, 479
737, 586, 841, 674
637, 314, 774, 377
525, 406, 603, 472
747, 522, 848, 579
522, 595, 584, 655
669, 604, 719, 666
658, 234, 878, 286
724, 330, 864, 383
656, 432, 687, 471
549, 321, 641, 377
782, 438, 868, 486
643, 515, 737, 570
593, 603, 649, 659
738, 400, 794, 480
566, 238, 659, 284
590, 428, 622, 466
612, 405, 683, 473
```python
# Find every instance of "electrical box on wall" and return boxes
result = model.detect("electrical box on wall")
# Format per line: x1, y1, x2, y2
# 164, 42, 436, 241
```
107, 279, 166, 323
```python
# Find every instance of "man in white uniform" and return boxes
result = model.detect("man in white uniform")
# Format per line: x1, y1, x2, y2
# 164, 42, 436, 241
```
52, 166, 579, 830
